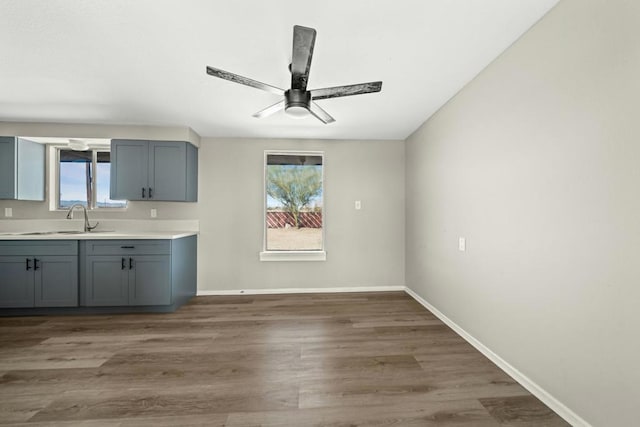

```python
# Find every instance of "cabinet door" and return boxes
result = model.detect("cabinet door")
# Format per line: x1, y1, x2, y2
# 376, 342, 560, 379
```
85, 256, 129, 306
129, 255, 171, 306
0, 137, 45, 201
0, 137, 16, 199
148, 141, 186, 201
110, 139, 149, 201
186, 143, 198, 202
0, 256, 34, 308
16, 138, 45, 200
34, 256, 78, 307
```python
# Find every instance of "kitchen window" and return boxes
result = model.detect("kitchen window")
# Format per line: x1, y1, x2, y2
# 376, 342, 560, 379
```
260, 151, 325, 261
56, 148, 126, 210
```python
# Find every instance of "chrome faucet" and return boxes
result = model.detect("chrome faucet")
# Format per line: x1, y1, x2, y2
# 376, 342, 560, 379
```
66, 204, 99, 232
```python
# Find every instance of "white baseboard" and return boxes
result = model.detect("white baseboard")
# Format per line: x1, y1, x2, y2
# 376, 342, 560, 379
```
403, 287, 590, 427
197, 285, 405, 296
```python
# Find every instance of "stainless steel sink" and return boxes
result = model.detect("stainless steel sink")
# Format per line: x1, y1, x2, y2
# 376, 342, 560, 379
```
14, 231, 61, 235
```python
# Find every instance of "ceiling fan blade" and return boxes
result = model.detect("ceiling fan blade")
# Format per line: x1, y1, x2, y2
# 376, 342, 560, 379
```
309, 101, 335, 124
290, 25, 316, 91
206, 66, 284, 95
311, 81, 382, 101
252, 100, 285, 118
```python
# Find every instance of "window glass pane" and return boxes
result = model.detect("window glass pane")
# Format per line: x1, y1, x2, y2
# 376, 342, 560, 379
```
59, 150, 91, 208
266, 154, 323, 251
96, 152, 126, 208
58, 148, 127, 209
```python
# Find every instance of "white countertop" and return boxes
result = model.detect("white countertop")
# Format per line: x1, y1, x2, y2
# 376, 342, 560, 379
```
0, 231, 198, 240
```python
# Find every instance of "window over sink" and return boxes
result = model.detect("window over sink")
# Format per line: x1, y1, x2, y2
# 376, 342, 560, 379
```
56, 147, 127, 210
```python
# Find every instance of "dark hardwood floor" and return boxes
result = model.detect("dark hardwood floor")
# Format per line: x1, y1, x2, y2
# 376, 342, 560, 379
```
0, 292, 569, 426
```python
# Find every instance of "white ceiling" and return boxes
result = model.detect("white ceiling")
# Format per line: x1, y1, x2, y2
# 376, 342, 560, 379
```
0, 0, 559, 140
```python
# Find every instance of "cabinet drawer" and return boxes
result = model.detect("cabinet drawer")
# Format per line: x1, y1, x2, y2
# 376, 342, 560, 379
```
0, 240, 78, 256
84, 240, 170, 255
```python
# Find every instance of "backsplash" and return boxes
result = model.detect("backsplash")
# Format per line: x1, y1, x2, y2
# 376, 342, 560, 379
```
0, 199, 199, 220
0, 219, 199, 233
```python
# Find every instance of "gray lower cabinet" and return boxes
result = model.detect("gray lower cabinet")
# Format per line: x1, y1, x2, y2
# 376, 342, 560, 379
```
85, 254, 171, 306
84, 256, 129, 306
34, 256, 79, 307
129, 256, 171, 306
0, 241, 78, 308
0, 236, 196, 312
82, 237, 195, 308
0, 257, 33, 307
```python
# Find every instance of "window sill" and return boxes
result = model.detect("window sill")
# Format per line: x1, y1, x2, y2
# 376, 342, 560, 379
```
260, 251, 326, 262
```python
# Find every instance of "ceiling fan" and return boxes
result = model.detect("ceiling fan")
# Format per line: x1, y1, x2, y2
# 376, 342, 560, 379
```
206, 25, 382, 124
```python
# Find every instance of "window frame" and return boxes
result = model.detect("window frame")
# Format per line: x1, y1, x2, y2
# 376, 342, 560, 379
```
260, 150, 326, 262
50, 145, 127, 211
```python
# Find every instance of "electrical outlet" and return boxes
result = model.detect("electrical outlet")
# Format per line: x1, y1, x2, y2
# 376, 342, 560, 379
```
150, 208, 157, 218
355, 200, 361, 210
4, 208, 12, 218
458, 237, 466, 252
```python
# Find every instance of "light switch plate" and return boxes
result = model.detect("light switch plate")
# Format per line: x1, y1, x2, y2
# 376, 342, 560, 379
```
4, 208, 12, 217
150, 208, 157, 218
355, 200, 361, 210
458, 237, 466, 251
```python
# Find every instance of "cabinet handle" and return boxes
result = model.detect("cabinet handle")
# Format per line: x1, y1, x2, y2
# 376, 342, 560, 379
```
26, 258, 31, 271
33, 258, 40, 271
121, 257, 126, 270
121, 246, 135, 249
142, 187, 146, 198
148, 187, 153, 198
129, 257, 134, 270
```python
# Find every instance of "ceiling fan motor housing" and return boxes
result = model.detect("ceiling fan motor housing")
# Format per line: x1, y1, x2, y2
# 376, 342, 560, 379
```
285, 89, 311, 117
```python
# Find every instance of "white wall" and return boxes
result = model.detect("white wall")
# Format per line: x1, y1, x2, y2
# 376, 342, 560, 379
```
0, 125, 405, 292
196, 137, 405, 291
405, 1, 640, 426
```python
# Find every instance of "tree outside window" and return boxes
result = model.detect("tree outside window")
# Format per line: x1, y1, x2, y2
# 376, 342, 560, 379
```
265, 153, 323, 251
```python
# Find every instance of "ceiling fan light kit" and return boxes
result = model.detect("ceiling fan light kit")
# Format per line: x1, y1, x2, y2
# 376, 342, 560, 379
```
206, 25, 382, 124
285, 89, 311, 118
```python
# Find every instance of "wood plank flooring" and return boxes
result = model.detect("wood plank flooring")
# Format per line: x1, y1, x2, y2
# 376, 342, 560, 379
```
0, 292, 569, 426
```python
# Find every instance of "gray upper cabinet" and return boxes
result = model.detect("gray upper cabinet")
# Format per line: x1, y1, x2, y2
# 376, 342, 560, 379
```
110, 139, 198, 202
0, 136, 45, 201
109, 140, 149, 201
